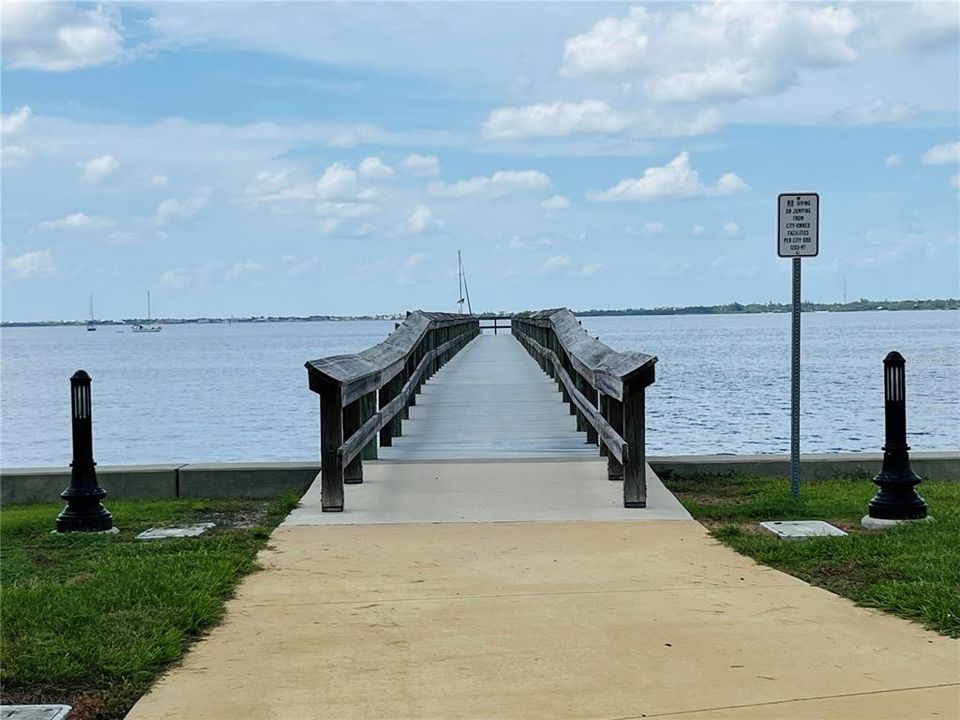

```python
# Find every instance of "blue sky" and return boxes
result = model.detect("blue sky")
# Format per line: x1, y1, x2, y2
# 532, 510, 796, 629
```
1, 1, 958, 321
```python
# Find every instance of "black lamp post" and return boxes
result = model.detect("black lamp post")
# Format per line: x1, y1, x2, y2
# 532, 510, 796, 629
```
56, 370, 114, 532
866, 352, 928, 523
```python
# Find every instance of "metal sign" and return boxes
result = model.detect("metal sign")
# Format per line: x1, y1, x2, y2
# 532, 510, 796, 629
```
778, 193, 819, 257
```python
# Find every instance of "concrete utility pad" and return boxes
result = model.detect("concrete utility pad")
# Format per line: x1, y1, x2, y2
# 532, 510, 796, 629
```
126, 521, 959, 720
760, 520, 848, 540
283, 459, 690, 526
136, 523, 215, 540
379, 334, 599, 461
0, 706, 70, 720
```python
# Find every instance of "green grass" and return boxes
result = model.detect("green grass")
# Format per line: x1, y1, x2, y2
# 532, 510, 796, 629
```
662, 474, 960, 638
0, 493, 300, 718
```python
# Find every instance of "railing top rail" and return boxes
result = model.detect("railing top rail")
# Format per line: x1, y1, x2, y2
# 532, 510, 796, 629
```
513, 308, 656, 395
306, 310, 476, 401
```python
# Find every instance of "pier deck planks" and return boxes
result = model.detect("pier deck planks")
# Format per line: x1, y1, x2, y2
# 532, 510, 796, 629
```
378, 333, 598, 461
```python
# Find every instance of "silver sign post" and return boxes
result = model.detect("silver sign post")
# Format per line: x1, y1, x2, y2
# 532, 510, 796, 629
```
778, 193, 819, 498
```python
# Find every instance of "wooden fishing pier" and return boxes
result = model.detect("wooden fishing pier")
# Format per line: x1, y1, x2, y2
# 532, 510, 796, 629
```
305, 309, 656, 513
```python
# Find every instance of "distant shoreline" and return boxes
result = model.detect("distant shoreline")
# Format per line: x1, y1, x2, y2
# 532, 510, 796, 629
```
1, 298, 957, 328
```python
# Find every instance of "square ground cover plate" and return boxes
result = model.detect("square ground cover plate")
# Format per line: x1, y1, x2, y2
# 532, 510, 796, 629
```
136, 523, 215, 540
759, 520, 847, 540
0, 706, 71, 720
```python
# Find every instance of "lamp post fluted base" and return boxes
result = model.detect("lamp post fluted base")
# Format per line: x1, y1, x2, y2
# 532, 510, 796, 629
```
56, 486, 114, 533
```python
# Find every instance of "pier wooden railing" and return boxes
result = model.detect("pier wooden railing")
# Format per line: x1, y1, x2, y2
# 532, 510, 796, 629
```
306, 311, 479, 511
512, 309, 657, 508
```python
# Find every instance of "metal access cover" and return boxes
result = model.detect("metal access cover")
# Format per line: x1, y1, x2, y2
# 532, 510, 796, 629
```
0, 706, 71, 720
759, 520, 847, 541
136, 523, 215, 540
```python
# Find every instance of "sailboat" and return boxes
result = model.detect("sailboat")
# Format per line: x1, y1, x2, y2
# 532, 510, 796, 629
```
86, 294, 97, 331
132, 290, 162, 333
457, 250, 472, 315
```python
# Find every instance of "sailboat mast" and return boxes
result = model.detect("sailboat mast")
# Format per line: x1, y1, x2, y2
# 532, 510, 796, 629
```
147, 290, 151, 321
458, 251, 464, 314
461, 254, 472, 315
89, 294, 94, 322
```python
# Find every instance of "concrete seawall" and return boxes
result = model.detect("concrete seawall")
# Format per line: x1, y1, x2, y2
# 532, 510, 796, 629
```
1, 453, 957, 506
0, 462, 319, 506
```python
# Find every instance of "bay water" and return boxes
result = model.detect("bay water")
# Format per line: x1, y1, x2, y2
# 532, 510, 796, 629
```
1, 310, 957, 468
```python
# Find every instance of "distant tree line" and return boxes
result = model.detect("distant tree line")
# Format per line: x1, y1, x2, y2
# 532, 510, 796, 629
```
577, 298, 959, 317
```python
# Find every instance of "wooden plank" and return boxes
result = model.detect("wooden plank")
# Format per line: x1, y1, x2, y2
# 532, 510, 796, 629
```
318, 384, 344, 512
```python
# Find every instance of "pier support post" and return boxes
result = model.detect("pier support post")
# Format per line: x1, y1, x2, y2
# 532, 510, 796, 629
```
319, 385, 344, 511
361, 392, 377, 460
622, 380, 647, 508
379, 381, 394, 447
343, 398, 363, 484
598, 394, 609, 457
606, 397, 624, 481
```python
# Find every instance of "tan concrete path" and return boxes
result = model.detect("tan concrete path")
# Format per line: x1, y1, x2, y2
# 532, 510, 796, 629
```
127, 520, 959, 720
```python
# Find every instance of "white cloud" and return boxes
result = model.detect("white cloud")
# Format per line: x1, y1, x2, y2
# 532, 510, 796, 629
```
315, 201, 376, 219
401, 153, 441, 177
224, 260, 266, 280
155, 188, 211, 226
538, 255, 571, 275
282, 255, 318, 278
396, 253, 425, 285
691, 223, 705, 236
107, 230, 140, 245
562, 4, 858, 103
483, 100, 630, 140
1, 145, 30, 167
483, 101, 722, 141
541, 195, 570, 211
722, 221, 741, 237
864, 4, 960, 55
33, 212, 114, 232
1, 106, 32, 135
833, 98, 919, 125
922, 142, 960, 165
570, 263, 603, 277
884, 154, 902, 168
1, 2, 124, 71
400, 205, 437, 234
429, 169, 551, 198
659, 257, 691, 277
77, 154, 119, 184
151, 174, 169, 187
315, 162, 360, 200
8, 249, 55, 279
644, 221, 665, 235
158, 268, 192, 289
358, 156, 394, 179
588, 152, 749, 202
158, 261, 219, 289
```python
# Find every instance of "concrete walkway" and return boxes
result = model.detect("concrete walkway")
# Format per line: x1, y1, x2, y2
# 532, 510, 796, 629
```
379, 334, 598, 460
127, 518, 958, 719
283, 459, 691, 525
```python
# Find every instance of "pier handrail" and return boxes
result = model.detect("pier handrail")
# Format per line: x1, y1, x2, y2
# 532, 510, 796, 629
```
512, 309, 657, 507
306, 311, 479, 511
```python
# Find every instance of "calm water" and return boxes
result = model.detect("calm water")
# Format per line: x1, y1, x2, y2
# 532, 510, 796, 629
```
1, 311, 957, 467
